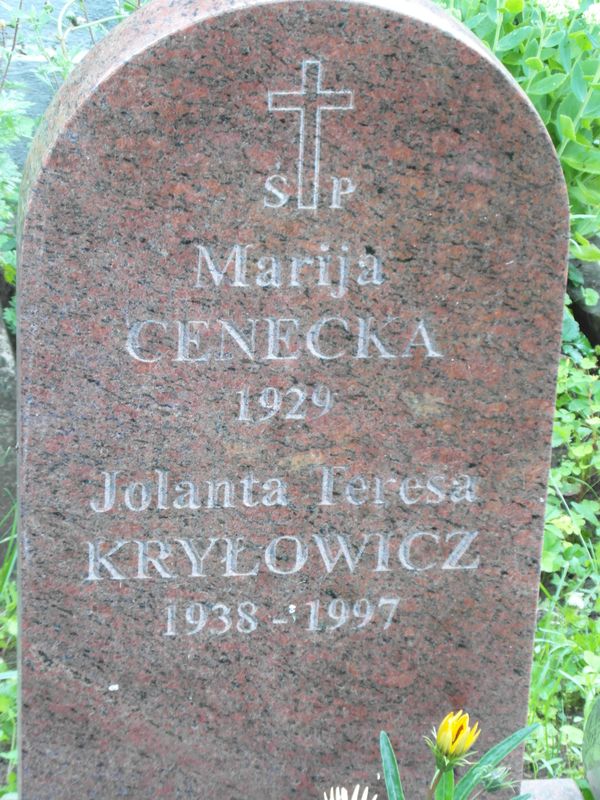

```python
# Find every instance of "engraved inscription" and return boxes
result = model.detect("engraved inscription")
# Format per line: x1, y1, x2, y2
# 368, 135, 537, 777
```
126, 316, 443, 364
266, 60, 355, 210
90, 469, 289, 513
237, 384, 334, 423
81, 59, 483, 644
88, 467, 477, 513
85, 531, 481, 582
194, 242, 384, 296
163, 596, 400, 637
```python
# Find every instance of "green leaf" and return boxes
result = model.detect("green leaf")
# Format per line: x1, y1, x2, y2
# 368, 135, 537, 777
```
560, 114, 577, 142
465, 12, 489, 32
496, 26, 534, 52
486, 0, 498, 21
562, 307, 581, 342
380, 732, 405, 800
562, 725, 585, 746
570, 30, 594, 53
562, 142, 600, 175
558, 92, 582, 123
528, 72, 568, 94
583, 288, 600, 307
435, 770, 454, 800
572, 62, 588, 102
454, 725, 539, 800
574, 178, 600, 206
558, 34, 572, 72
503, 0, 524, 12
544, 31, 564, 47
584, 93, 600, 119
525, 56, 544, 72
570, 237, 600, 261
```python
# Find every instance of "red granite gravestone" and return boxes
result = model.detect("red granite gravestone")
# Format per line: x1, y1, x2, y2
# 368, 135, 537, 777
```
18, 0, 569, 797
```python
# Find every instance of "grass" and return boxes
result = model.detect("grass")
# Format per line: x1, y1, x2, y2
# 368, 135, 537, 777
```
526, 326, 600, 781
0, 504, 17, 800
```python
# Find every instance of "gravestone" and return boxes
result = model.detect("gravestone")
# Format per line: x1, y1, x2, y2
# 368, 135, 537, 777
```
18, 0, 569, 798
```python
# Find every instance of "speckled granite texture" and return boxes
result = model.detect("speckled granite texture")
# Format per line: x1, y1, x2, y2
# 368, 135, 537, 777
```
18, 0, 569, 798
522, 779, 585, 800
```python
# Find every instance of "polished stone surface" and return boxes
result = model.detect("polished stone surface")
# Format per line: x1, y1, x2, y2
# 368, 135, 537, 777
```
18, 0, 569, 798
522, 778, 584, 800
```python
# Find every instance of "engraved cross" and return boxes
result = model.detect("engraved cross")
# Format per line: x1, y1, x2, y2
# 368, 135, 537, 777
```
268, 60, 354, 210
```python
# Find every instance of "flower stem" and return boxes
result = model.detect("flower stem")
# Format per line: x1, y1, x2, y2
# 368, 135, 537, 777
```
426, 769, 443, 800
0, 0, 23, 97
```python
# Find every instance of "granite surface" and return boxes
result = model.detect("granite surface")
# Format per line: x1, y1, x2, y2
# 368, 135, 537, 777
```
18, 0, 569, 798
522, 779, 585, 800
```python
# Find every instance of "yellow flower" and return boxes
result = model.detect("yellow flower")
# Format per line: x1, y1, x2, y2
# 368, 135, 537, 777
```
435, 711, 481, 757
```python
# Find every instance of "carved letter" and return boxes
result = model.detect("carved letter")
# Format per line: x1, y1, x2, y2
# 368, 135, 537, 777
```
175, 321, 210, 362
369, 531, 392, 572
173, 481, 201, 510
306, 317, 348, 360
206, 479, 234, 509
398, 531, 439, 571
401, 320, 442, 358
176, 538, 220, 577
196, 244, 250, 287
126, 320, 167, 363
313, 533, 369, 573
263, 175, 290, 208
450, 475, 477, 503
224, 537, 260, 577
261, 478, 288, 507
86, 540, 128, 581
330, 176, 356, 209
90, 470, 119, 513
218, 319, 257, 361
355, 316, 397, 359
443, 531, 480, 570
357, 253, 384, 287
317, 465, 347, 506
264, 536, 308, 575
265, 318, 300, 360
134, 540, 174, 579
124, 482, 151, 512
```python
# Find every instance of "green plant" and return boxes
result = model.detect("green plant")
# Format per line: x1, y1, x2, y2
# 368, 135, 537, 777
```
0, 503, 17, 800
527, 319, 600, 777
380, 716, 537, 800
435, 0, 600, 267
0, 3, 33, 334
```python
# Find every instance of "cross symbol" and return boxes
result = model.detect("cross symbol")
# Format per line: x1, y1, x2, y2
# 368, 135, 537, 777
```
268, 60, 354, 210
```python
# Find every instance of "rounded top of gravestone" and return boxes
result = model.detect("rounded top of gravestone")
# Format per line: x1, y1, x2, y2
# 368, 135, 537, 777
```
20, 0, 565, 226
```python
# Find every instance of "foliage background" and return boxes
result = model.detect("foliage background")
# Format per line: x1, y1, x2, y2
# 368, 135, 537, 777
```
0, 0, 598, 797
